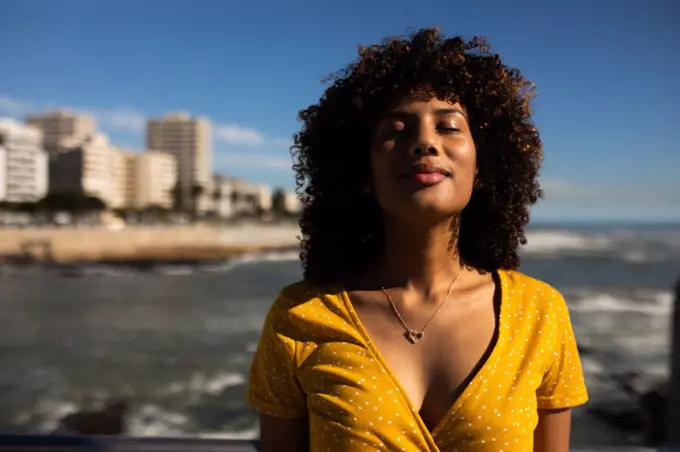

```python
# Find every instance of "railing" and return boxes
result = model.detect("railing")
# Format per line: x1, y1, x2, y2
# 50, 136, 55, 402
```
0, 435, 670, 451
1, 276, 679, 452
0, 435, 260, 451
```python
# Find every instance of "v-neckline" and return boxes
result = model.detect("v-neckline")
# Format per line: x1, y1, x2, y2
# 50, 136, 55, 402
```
340, 269, 509, 450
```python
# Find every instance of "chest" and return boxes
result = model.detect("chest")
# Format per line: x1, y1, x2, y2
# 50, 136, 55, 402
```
295, 290, 551, 451
350, 292, 497, 428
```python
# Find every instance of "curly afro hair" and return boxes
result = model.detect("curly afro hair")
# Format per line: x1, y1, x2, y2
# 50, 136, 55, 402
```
291, 28, 543, 285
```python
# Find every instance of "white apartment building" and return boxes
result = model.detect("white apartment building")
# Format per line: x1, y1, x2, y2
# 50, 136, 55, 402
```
210, 175, 273, 218
146, 113, 212, 212
49, 133, 125, 208
51, 135, 178, 211
0, 118, 48, 203
26, 110, 96, 151
131, 151, 177, 210
277, 190, 302, 214
211, 175, 234, 218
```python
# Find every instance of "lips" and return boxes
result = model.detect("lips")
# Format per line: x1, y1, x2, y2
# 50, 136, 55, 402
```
403, 162, 452, 186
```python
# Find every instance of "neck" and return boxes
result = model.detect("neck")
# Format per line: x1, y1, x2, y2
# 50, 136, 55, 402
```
379, 216, 462, 292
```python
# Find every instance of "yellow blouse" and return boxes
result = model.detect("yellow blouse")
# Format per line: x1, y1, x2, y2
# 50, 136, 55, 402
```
248, 270, 588, 451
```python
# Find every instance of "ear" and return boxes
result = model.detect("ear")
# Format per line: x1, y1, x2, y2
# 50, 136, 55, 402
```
473, 168, 482, 189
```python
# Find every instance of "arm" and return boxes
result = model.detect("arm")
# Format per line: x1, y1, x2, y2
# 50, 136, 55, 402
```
534, 290, 588, 451
259, 413, 309, 452
248, 293, 309, 451
534, 408, 572, 452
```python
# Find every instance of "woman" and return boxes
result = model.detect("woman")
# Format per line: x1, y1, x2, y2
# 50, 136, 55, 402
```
248, 28, 588, 451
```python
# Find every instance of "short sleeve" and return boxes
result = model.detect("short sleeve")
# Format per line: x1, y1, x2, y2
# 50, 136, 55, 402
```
247, 295, 307, 418
536, 292, 589, 410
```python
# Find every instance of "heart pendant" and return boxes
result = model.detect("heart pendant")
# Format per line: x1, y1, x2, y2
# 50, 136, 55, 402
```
405, 330, 424, 344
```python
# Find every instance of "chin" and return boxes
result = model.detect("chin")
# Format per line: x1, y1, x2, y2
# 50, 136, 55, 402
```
387, 194, 463, 222
376, 183, 470, 222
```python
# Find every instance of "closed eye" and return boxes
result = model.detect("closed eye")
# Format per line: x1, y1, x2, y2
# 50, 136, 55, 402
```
437, 126, 461, 134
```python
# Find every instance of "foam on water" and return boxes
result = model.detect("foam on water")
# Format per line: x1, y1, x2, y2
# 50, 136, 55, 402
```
160, 371, 246, 396
569, 291, 672, 316
523, 230, 612, 254
522, 226, 680, 263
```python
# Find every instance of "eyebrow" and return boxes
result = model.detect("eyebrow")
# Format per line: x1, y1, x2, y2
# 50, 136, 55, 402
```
383, 107, 469, 121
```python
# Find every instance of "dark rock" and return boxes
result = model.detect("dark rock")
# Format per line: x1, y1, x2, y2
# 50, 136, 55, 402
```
588, 372, 668, 446
56, 400, 128, 435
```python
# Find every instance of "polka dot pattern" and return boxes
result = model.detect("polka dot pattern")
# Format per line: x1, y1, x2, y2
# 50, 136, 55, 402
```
248, 270, 589, 451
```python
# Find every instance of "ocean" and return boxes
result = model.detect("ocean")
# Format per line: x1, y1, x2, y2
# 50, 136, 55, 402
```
1, 223, 679, 446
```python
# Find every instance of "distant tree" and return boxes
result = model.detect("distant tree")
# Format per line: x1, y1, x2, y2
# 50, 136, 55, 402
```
191, 184, 204, 216
0, 200, 38, 212
16, 201, 38, 214
272, 188, 286, 214
143, 204, 169, 216
83, 196, 106, 212
37, 191, 106, 213
113, 207, 135, 217
170, 182, 184, 212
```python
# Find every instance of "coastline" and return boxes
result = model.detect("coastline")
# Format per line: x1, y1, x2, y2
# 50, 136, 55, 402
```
0, 224, 301, 265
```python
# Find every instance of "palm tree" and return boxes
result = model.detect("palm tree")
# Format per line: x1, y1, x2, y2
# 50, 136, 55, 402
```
191, 184, 205, 217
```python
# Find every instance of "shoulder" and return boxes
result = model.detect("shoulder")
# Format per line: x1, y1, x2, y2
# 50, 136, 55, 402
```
264, 280, 346, 333
272, 280, 341, 311
501, 269, 571, 323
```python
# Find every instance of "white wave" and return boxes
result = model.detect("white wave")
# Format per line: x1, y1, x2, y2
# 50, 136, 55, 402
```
231, 250, 299, 264
621, 251, 650, 263
80, 266, 138, 277
127, 403, 188, 437
154, 265, 196, 276
160, 371, 246, 397
198, 422, 259, 440
522, 230, 612, 254
580, 356, 605, 375
152, 250, 298, 276
570, 291, 672, 316
12, 398, 80, 432
15, 394, 255, 439
200, 250, 298, 273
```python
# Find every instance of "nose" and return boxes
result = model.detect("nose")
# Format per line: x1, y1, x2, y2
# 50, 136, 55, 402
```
410, 144, 439, 156
409, 138, 441, 157
407, 123, 441, 157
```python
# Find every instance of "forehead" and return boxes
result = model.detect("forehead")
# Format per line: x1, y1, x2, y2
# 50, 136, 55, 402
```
381, 94, 467, 119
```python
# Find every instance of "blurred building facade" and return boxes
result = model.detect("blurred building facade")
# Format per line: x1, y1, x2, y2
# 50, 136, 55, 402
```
26, 110, 96, 152
49, 134, 127, 208
146, 113, 212, 213
8, 108, 297, 220
130, 151, 177, 210
0, 119, 49, 203
272, 189, 302, 215
209, 175, 275, 218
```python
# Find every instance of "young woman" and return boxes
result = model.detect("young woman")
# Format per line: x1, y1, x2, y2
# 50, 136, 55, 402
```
248, 28, 588, 452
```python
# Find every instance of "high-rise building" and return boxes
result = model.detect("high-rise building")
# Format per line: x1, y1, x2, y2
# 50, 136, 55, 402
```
0, 118, 48, 203
146, 113, 211, 212
26, 110, 96, 151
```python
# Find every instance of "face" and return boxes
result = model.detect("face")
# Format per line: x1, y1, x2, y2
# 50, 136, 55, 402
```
369, 95, 477, 222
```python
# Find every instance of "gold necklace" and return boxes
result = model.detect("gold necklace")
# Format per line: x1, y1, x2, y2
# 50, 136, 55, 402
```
381, 272, 462, 344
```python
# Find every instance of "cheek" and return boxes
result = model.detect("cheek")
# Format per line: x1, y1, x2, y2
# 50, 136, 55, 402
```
452, 142, 477, 181
369, 151, 393, 187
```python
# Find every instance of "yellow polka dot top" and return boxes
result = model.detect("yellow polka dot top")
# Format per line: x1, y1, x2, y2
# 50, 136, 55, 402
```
248, 270, 589, 451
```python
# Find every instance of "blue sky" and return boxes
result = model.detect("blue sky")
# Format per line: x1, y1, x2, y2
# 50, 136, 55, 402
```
0, 0, 678, 222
